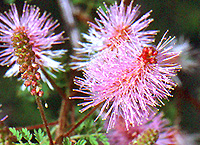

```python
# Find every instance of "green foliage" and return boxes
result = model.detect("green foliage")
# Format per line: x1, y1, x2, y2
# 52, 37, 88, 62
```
75, 139, 87, 145
21, 128, 33, 141
33, 128, 45, 143
71, 118, 110, 145
9, 128, 23, 141
88, 135, 98, 145
9, 127, 47, 144
62, 137, 71, 145
8, 127, 88, 145
62, 137, 87, 145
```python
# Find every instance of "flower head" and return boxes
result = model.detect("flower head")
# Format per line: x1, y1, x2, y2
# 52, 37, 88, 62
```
107, 112, 178, 145
72, 32, 182, 131
70, 1, 158, 70
0, 2, 66, 90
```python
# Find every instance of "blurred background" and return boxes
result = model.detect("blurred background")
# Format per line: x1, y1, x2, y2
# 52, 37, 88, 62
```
0, 0, 199, 143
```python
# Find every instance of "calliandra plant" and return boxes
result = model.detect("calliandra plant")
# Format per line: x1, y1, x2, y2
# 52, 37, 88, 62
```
70, 0, 158, 70
107, 112, 178, 145
0, 2, 66, 144
72, 31, 182, 131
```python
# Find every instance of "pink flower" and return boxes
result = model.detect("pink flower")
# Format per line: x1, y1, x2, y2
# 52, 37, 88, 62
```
0, 2, 66, 90
107, 112, 178, 145
71, 32, 182, 131
70, 1, 158, 70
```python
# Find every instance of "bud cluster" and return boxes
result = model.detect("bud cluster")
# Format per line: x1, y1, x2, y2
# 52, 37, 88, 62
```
131, 129, 159, 145
12, 26, 44, 97
139, 46, 158, 64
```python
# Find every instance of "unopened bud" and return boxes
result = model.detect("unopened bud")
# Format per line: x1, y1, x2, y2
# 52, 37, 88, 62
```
21, 48, 26, 53
35, 72, 41, 80
29, 74, 34, 80
24, 80, 31, 87
27, 66, 32, 72
37, 90, 44, 97
32, 63, 39, 71
31, 88, 36, 96
19, 54, 24, 59
19, 66, 25, 73
24, 56, 29, 62
22, 63, 28, 69
31, 80, 37, 87
21, 72, 28, 79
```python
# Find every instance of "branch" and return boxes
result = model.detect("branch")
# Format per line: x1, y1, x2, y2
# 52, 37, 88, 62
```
15, 121, 58, 130
35, 95, 54, 145
57, 0, 80, 48
55, 105, 99, 143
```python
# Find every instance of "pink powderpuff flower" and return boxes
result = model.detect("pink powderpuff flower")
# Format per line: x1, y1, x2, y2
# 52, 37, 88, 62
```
70, 1, 158, 70
71, 32, 182, 131
107, 112, 178, 145
0, 2, 66, 90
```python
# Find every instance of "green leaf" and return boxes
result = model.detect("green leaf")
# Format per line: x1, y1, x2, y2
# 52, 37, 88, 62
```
9, 127, 22, 141
75, 139, 87, 145
98, 134, 109, 145
88, 135, 98, 145
21, 128, 32, 141
34, 128, 45, 143
62, 137, 72, 145
97, 127, 103, 133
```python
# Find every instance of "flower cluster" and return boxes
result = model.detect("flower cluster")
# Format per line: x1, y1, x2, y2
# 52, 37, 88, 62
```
0, 2, 67, 94
12, 26, 44, 96
70, 1, 158, 70
71, 0, 182, 131
107, 112, 178, 145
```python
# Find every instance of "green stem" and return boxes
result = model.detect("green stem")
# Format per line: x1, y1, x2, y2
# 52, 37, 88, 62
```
70, 133, 99, 140
35, 95, 54, 145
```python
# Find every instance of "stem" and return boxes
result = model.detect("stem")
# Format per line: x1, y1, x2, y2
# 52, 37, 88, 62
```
70, 133, 99, 140
40, 66, 71, 144
35, 95, 54, 145
16, 121, 58, 130
55, 71, 77, 143
55, 99, 69, 143
57, 0, 80, 48
55, 105, 99, 143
